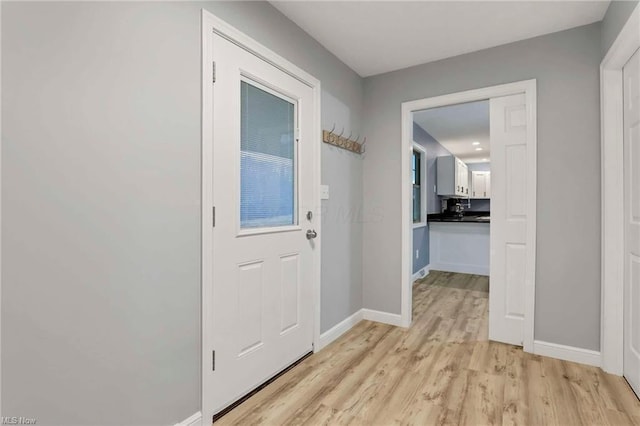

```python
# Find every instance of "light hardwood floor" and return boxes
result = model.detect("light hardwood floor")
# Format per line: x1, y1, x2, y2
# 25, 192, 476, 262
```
216, 271, 640, 425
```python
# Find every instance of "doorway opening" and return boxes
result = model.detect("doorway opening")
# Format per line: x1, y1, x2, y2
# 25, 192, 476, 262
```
411, 100, 492, 337
400, 80, 537, 353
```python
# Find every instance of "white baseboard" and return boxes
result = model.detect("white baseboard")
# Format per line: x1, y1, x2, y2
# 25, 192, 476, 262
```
175, 411, 202, 426
430, 262, 489, 276
412, 264, 430, 281
317, 309, 364, 351
533, 340, 601, 368
362, 309, 403, 327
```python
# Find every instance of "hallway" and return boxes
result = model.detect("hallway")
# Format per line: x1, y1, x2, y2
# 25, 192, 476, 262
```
216, 272, 640, 425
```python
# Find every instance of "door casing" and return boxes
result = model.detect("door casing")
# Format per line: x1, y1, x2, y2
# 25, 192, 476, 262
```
600, 3, 640, 376
201, 9, 322, 423
400, 79, 537, 354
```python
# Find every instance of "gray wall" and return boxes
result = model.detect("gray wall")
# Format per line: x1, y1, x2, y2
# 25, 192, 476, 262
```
413, 123, 453, 215
411, 123, 454, 273
363, 23, 603, 351
1, 1, 363, 424
601, 0, 639, 58
320, 93, 364, 332
412, 226, 429, 274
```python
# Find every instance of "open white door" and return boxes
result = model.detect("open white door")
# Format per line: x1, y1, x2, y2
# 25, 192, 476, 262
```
207, 32, 316, 414
623, 47, 640, 397
489, 93, 530, 346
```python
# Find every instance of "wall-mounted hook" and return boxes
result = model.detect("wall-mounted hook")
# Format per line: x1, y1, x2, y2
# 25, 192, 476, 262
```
322, 126, 365, 155
327, 124, 336, 143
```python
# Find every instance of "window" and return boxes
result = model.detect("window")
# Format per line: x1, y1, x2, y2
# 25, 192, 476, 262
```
412, 145, 426, 225
240, 79, 297, 229
413, 150, 421, 222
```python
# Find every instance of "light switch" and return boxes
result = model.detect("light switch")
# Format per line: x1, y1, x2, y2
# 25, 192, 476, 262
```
320, 185, 330, 200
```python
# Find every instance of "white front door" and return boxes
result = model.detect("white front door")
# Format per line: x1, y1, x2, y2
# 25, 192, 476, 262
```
489, 93, 529, 346
209, 33, 316, 414
623, 47, 640, 397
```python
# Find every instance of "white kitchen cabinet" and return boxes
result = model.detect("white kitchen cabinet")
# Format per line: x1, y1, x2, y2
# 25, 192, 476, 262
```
471, 171, 491, 199
437, 155, 469, 197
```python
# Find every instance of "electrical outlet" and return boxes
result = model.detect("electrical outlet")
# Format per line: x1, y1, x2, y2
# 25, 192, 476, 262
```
416, 249, 419, 259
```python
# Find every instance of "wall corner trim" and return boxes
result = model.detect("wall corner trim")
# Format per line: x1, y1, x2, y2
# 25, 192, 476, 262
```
362, 309, 404, 327
533, 340, 601, 368
317, 310, 364, 351
412, 265, 431, 281
175, 411, 202, 426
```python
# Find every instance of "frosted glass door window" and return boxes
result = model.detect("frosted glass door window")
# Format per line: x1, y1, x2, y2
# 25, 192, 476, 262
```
240, 80, 297, 229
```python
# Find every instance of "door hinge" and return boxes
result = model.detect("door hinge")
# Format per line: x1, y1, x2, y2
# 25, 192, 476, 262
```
212, 61, 216, 83
212, 206, 216, 227
212, 350, 216, 371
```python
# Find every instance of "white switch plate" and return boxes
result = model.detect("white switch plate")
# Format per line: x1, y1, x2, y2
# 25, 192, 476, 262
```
320, 185, 330, 200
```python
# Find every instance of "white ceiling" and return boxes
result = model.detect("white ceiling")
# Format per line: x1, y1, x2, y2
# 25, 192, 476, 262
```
271, 1, 610, 77
414, 100, 490, 163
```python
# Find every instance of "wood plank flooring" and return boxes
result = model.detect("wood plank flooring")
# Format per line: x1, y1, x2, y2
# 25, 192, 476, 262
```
215, 271, 640, 425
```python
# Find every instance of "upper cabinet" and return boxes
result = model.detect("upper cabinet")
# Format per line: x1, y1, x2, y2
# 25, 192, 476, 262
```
437, 156, 469, 197
471, 171, 491, 199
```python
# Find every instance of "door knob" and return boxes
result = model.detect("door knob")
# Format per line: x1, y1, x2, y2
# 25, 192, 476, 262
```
306, 229, 318, 240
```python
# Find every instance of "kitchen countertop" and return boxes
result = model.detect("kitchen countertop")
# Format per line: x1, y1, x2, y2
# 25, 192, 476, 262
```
427, 212, 490, 223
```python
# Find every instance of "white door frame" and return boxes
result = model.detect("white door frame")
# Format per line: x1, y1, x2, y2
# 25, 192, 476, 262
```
400, 79, 537, 354
600, 3, 640, 376
201, 9, 322, 423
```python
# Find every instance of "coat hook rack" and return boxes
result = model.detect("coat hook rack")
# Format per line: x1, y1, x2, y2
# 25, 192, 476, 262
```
322, 125, 365, 155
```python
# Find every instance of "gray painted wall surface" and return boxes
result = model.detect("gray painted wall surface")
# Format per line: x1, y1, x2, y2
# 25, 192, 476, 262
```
363, 23, 603, 351
1, 1, 363, 424
320, 105, 364, 333
412, 123, 454, 273
413, 124, 452, 214
601, 0, 639, 58
412, 226, 429, 274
